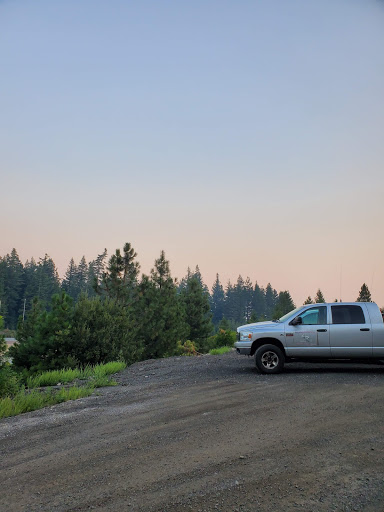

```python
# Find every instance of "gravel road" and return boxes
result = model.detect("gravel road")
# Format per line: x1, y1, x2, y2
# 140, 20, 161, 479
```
1, 351, 384, 512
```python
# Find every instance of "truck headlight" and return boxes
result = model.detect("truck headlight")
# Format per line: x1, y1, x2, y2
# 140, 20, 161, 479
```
239, 331, 252, 341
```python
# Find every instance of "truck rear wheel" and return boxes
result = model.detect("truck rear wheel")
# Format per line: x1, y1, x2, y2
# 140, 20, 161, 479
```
255, 344, 285, 374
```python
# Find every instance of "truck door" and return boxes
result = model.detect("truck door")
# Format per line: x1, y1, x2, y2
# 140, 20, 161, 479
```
329, 304, 372, 357
285, 305, 330, 357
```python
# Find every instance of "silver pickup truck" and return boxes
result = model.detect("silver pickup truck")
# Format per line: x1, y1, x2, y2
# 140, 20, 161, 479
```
235, 302, 384, 373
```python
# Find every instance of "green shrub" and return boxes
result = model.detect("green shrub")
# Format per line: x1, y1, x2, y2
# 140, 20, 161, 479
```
202, 329, 236, 353
0, 365, 21, 398
175, 340, 198, 356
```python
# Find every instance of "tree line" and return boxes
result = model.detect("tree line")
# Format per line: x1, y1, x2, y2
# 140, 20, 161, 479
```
0, 246, 375, 334
0, 245, 298, 332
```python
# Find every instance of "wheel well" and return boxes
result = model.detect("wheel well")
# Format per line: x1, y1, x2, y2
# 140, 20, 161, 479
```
250, 338, 286, 356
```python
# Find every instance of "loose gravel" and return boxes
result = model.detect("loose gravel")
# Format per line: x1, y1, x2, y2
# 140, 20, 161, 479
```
1, 351, 383, 511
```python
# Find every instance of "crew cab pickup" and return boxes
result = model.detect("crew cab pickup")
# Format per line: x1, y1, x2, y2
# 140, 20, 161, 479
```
235, 302, 384, 373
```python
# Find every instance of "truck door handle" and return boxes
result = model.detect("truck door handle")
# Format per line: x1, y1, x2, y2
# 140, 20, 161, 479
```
317, 329, 327, 332
360, 328, 370, 331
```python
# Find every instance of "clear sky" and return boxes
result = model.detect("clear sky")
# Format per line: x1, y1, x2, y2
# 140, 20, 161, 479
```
1, 0, 384, 306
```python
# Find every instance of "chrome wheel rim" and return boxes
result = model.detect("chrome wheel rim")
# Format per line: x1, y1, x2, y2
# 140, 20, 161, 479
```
261, 351, 279, 369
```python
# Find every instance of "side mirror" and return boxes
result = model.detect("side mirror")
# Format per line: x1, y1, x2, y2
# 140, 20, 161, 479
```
290, 316, 302, 326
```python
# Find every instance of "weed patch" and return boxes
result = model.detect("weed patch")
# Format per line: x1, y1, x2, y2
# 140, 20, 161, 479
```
209, 346, 233, 355
0, 386, 94, 418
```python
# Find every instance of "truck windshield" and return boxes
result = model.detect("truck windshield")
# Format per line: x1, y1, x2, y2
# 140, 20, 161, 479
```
278, 307, 303, 323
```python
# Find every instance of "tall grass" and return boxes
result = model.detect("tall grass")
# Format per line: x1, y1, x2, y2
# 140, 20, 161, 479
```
27, 368, 82, 388
0, 361, 127, 419
0, 386, 94, 418
26, 361, 126, 388
209, 346, 233, 355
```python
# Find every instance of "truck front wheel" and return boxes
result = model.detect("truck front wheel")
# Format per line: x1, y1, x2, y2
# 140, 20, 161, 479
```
255, 344, 285, 374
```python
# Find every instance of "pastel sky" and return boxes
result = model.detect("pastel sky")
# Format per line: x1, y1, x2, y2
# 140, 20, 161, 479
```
1, 0, 384, 306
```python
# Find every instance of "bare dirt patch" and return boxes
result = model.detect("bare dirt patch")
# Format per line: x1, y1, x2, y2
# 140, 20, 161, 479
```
1, 352, 383, 511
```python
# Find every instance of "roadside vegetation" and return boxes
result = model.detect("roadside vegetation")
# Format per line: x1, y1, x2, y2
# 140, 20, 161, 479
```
209, 346, 233, 355
0, 340, 126, 418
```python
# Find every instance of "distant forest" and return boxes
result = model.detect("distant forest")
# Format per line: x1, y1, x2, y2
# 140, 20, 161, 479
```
0, 245, 298, 331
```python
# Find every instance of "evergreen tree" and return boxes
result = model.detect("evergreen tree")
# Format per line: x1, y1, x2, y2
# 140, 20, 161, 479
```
178, 267, 192, 291
192, 265, 209, 294
70, 295, 143, 366
223, 275, 252, 325
0, 316, 6, 362
248, 311, 258, 323
2, 249, 24, 328
210, 274, 225, 327
35, 254, 61, 309
181, 276, 213, 350
356, 283, 371, 302
140, 251, 187, 359
252, 282, 266, 320
97, 243, 140, 304
62, 258, 78, 299
22, 258, 39, 314
87, 249, 107, 297
218, 317, 232, 331
273, 291, 295, 319
303, 296, 313, 305
11, 292, 74, 372
314, 289, 325, 303
76, 256, 88, 299
243, 277, 254, 323
16, 298, 43, 346
265, 283, 278, 319
0, 259, 8, 322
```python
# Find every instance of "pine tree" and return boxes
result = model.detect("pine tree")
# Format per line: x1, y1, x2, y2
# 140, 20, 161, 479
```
2, 249, 24, 328
16, 297, 43, 346
76, 256, 88, 299
181, 276, 213, 350
0, 259, 8, 322
11, 292, 73, 372
87, 249, 107, 296
223, 280, 235, 323
70, 295, 143, 366
314, 289, 325, 303
243, 277, 254, 323
141, 251, 187, 359
0, 316, 7, 362
97, 243, 140, 304
303, 296, 313, 305
22, 258, 39, 314
178, 267, 192, 291
265, 283, 278, 319
62, 258, 78, 299
252, 282, 266, 320
273, 291, 295, 319
36, 255, 61, 309
192, 265, 209, 294
356, 283, 371, 302
210, 274, 225, 327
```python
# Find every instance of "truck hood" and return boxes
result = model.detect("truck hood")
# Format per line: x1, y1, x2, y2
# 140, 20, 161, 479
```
237, 321, 282, 332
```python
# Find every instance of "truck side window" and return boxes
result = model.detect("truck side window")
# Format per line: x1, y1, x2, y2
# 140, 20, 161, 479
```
331, 305, 365, 324
298, 306, 327, 325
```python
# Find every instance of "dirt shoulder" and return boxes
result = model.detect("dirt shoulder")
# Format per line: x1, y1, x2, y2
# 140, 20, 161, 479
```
1, 352, 384, 512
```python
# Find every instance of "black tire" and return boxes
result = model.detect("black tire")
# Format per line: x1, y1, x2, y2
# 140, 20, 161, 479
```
255, 344, 285, 374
